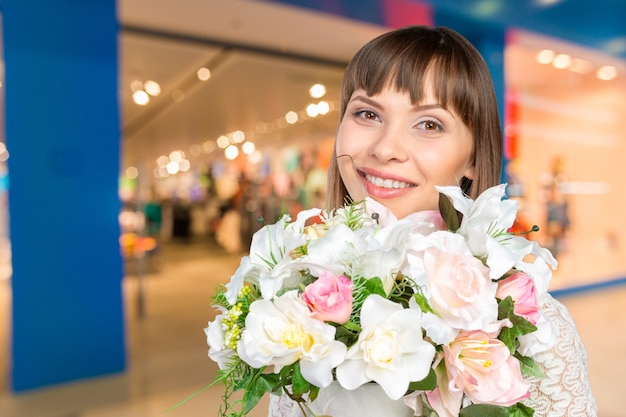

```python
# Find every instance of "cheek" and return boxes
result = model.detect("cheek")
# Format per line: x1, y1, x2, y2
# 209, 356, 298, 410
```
335, 124, 365, 191
335, 123, 357, 157
417, 147, 473, 185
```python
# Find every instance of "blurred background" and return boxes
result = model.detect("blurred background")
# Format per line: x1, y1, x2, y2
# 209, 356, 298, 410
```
1, 0, 625, 416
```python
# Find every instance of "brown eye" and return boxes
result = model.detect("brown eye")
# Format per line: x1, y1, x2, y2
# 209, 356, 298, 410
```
353, 110, 381, 122
424, 120, 438, 130
417, 119, 443, 133
364, 111, 377, 120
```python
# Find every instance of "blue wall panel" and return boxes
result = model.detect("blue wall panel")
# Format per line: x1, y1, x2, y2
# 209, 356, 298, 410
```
3, 0, 125, 391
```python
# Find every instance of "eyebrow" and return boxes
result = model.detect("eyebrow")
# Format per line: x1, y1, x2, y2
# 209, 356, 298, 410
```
349, 94, 455, 119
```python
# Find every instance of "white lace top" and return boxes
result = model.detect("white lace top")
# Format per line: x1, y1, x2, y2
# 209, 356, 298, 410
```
268, 293, 597, 417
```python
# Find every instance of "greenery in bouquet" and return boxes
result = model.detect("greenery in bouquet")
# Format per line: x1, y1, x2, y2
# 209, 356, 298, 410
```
203, 184, 558, 417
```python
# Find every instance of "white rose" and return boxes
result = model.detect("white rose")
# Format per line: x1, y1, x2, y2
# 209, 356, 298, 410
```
416, 231, 498, 334
336, 295, 435, 400
237, 291, 346, 388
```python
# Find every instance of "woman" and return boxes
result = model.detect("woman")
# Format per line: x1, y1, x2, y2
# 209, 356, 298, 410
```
269, 25, 596, 417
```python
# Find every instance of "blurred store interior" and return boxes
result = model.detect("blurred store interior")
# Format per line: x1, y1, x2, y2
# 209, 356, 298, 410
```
1, 0, 626, 416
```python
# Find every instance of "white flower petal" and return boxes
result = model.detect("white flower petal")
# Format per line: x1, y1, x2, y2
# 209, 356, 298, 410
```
518, 309, 558, 356
224, 256, 254, 304
337, 295, 435, 400
421, 312, 459, 345
485, 236, 517, 278
300, 342, 347, 388
237, 292, 346, 384
435, 185, 474, 216
336, 354, 371, 389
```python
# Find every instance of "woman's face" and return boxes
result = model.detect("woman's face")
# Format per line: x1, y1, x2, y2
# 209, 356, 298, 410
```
336, 86, 475, 219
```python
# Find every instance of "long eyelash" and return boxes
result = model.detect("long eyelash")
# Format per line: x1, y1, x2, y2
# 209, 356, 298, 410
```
421, 118, 444, 131
352, 109, 378, 120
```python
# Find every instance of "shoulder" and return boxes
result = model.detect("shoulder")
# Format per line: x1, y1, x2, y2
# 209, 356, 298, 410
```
537, 292, 579, 338
524, 293, 598, 416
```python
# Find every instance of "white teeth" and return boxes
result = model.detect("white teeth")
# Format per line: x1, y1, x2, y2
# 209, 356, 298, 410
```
365, 173, 412, 189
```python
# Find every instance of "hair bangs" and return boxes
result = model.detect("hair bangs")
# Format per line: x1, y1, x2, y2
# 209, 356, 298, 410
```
340, 38, 436, 117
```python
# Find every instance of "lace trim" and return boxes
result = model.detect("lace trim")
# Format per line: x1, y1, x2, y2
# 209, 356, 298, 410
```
523, 293, 597, 417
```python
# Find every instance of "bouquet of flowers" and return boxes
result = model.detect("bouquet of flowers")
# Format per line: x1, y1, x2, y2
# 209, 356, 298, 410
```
204, 184, 558, 417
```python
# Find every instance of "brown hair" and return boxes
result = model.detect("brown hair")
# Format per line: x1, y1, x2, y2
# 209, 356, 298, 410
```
327, 25, 502, 210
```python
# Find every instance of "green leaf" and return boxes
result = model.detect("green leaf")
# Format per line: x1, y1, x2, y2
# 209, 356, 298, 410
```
438, 192, 460, 232
514, 352, 545, 379
497, 295, 515, 319
335, 325, 359, 346
412, 290, 434, 314
234, 367, 256, 390
341, 320, 362, 332
308, 385, 320, 402
459, 404, 509, 417
291, 362, 310, 397
497, 296, 537, 353
508, 402, 535, 417
243, 373, 278, 414
407, 368, 437, 391
363, 277, 386, 297
498, 326, 517, 353
279, 364, 293, 383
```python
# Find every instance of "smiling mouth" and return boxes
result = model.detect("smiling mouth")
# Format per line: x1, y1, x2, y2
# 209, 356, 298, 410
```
363, 173, 416, 189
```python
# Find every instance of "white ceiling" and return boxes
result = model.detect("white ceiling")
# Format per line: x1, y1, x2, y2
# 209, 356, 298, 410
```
118, 0, 387, 170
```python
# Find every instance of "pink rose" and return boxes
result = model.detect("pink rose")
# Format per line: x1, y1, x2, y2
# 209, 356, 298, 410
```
496, 272, 540, 325
422, 232, 498, 331
440, 330, 530, 407
302, 271, 353, 324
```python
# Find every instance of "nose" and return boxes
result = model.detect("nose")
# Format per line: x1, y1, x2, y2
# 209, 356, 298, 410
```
367, 124, 409, 163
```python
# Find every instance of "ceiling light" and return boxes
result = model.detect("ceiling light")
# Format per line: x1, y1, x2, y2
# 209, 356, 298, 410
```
132, 90, 150, 105
144, 80, 161, 96
317, 101, 330, 115
197, 67, 211, 81
157, 155, 169, 167
166, 161, 180, 175
125, 166, 139, 179
552, 53, 571, 69
309, 83, 326, 98
285, 111, 298, 124
536, 49, 555, 64
169, 150, 184, 162
217, 135, 230, 148
242, 141, 255, 155
179, 159, 191, 172
225, 145, 239, 160
306, 103, 319, 117
232, 131, 246, 143
596, 65, 617, 80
